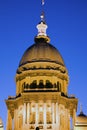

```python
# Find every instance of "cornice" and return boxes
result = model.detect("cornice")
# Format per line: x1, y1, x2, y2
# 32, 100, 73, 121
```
16, 69, 69, 82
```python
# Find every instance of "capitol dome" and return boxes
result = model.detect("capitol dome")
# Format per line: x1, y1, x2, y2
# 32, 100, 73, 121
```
19, 38, 65, 67
16, 20, 69, 96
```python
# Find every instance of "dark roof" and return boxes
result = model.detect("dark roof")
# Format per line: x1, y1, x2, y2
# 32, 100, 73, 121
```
19, 38, 65, 67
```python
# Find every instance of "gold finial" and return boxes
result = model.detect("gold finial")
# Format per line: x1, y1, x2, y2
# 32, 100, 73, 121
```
36, 0, 47, 37
35, 0, 50, 43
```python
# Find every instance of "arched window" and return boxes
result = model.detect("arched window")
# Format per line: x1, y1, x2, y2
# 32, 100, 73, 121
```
23, 83, 29, 90
30, 80, 37, 89
46, 80, 53, 88
38, 80, 44, 88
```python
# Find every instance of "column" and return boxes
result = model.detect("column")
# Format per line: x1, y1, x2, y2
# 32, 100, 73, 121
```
65, 109, 68, 130
72, 109, 76, 130
56, 103, 58, 129
68, 111, 70, 130
6, 110, 12, 130
52, 103, 55, 130
54, 103, 56, 124
14, 109, 17, 130
23, 103, 26, 124
52, 103, 54, 124
44, 103, 46, 129
36, 103, 38, 125
27, 103, 30, 124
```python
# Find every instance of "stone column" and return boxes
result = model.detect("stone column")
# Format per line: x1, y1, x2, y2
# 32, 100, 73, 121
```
68, 112, 70, 130
36, 103, 38, 125
52, 103, 55, 130
56, 103, 58, 129
6, 110, 12, 130
72, 109, 76, 130
14, 109, 17, 130
23, 103, 26, 124
44, 103, 46, 129
52, 103, 54, 124
27, 103, 29, 124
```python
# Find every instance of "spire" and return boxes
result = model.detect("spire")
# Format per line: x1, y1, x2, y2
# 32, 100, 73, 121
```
41, 0, 45, 22
35, 0, 50, 43
78, 103, 87, 117
80, 103, 83, 113
40, 11, 45, 22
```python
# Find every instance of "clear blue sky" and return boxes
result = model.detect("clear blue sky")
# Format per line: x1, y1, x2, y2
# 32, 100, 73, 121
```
0, 0, 87, 129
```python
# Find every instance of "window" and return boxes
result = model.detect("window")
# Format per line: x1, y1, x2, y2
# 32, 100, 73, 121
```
30, 80, 37, 89
46, 80, 53, 88
39, 80, 44, 88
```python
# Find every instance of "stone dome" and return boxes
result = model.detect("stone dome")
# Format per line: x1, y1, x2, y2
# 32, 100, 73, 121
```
16, 38, 68, 96
19, 38, 65, 67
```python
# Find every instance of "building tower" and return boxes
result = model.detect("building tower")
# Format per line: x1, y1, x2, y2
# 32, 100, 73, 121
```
5, 1, 78, 130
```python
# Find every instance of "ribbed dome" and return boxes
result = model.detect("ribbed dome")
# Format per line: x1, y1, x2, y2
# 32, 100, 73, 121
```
19, 38, 65, 67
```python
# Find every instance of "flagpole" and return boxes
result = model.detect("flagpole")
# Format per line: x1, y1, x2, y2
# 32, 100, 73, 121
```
41, 0, 45, 22
42, 0, 45, 6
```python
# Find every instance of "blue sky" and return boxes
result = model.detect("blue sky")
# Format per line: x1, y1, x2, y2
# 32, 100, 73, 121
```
0, 0, 87, 129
